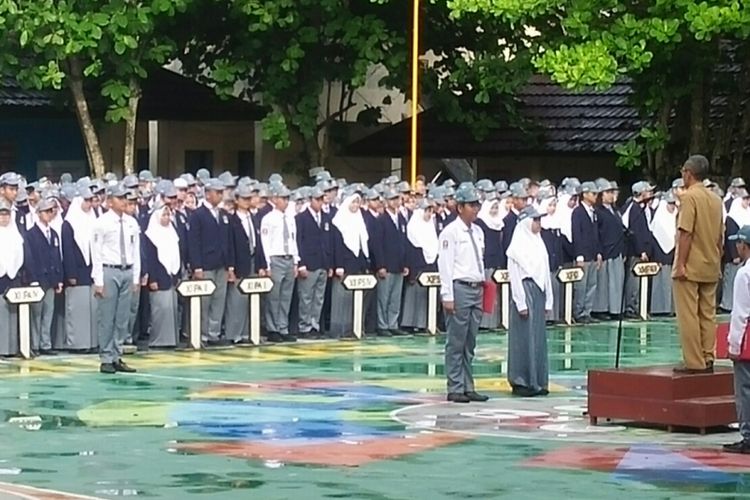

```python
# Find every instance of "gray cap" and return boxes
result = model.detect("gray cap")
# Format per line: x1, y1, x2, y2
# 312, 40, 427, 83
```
455, 184, 480, 204
509, 182, 528, 198
484, 190, 498, 201
517, 205, 545, 222
632, 181, 655, 195
126, 189, 139, 201
103, 172, 118, 183
315, 170, 333, 183
664, 190, 678, 204
107, 184, 128, 198
609, 180, 620, 190
363, 188, 380, 201
257, 183, 270, 198
160, 182, 178, 198
37, 198, 56, 212
235, 183, 255, 199
580, 181, 600, 194
561, 177, 581, 188
204, 179, 225, 192
271, 183, 291, 198
383, 188, 400, 200
196, 168, 211, 181
139, 170, 155, 182
0, 199, 11, 212
269, 173, 284, 184
122, 175, 139, 189
475, 179, 494, 192
442, 179, 456, 189
60, 184, 78, 201
397, 181, 411, 193
79, 187, 95, 200
59, 173, 73, 184
671, 178, 685, 189
92, 180, 106, 194
731, 177, 747, 188
308, 166, 326, 179
384, 175, 399, 185
0, 172, 21, 186
15, 190, 27, 204
309, 186, 325, 199
173, 178, 188, 189
181, 173, 197, 186
730, 225, 750, 243
495, 180, 509, 193
594, 178, 611, 191
218, 171, 238, 188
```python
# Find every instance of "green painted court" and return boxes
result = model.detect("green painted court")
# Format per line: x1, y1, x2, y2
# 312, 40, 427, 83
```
1, 320, 748, 499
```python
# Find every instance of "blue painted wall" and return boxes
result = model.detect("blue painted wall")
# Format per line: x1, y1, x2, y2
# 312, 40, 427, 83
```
0, 118, 87, 179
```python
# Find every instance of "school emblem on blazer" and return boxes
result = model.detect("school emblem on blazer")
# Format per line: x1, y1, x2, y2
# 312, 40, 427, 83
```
222, 215, 229, 224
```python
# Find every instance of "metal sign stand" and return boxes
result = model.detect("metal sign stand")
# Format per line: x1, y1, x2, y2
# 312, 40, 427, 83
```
176, 280, 217, 350
238, 277, 274, 345
633, 262, 661, 321
492, 269, 510, 330
342, 274, 378, 339
5, 286, 45, 359
556, 267, 585, 326
417, 272, 441, 335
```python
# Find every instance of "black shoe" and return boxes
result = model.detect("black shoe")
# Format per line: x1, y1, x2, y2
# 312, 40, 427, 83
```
207, 339, 231, 347
512, 386, 539, 397
282, 335, 298, 343
538, 388, 550, 396
723, 440, 750, 454
673, 365, 713, 375
39, 349, 58, 356
266, 332, 284, 343
624, 312, 640, 320
376, 329, 392, 337
113, 360, 136, 373
465, 391, 489, 402
447, 393, 471, 403
100, 363, 116, 374
390, 329, 408, 336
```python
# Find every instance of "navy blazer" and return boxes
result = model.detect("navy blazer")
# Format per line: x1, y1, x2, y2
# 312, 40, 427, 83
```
571, 205, 601, 261
25, 225, 63, 290
332, 226, 369, 274
144, 238, 179, 290
725, 217, 741, 262
296, 209, 332, 272
475, 219, 505, 269
541, 228, 564, 271
372, 211, 408, 273
187, 205, 234, 272
405, 241, 437, 281
596, 205, 625, 260
500, 211, 518, 258
173, 210, 190, 268
362, 209, 379, 272
61, 221, 93, 286
228, 212, 264, 278
626, 202, 652, 258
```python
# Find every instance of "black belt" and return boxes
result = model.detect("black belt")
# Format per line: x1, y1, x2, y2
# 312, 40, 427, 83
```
273, 255, 294, 259
454, 280, 482, 288
103, 264, 133, 270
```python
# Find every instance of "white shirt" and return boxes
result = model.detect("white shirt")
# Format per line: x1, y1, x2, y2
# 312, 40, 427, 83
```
508, 258, 554, 313
202, 200, 220, 220
386, 208, 399, 228
91, 209, 141, 287
260, 208, 299, 267
729, 260, 750, 355
236, 209, 256, 251
437, 219, 485, 302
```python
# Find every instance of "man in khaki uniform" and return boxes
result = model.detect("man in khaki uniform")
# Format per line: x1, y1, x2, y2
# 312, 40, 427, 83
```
672, 155, 724, 373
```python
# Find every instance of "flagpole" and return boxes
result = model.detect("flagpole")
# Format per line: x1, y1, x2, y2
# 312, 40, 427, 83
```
410, 0, 420, 187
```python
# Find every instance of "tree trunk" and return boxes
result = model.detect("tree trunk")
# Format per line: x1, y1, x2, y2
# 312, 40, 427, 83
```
654, 99, 673, 183
67, 57, 106, 178
689, 71, 705, 155
123, 77, 142, 176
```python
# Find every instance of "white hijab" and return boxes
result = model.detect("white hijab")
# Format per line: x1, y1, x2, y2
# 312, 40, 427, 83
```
727, 197, 750, 228
64, 197, 96, 266
552, 194, 574, 242
650, 200, 677, 254
477, 200, 504, 231
0, 217, 24, 280
506, 217, 550, 291
145, 206, 181, 276
538, 198, 559, 230
332, 194, 369, 259
407, 208, 439, 264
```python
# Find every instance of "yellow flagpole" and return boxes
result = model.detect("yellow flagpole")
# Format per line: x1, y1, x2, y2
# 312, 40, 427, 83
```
410, 0, 420, 188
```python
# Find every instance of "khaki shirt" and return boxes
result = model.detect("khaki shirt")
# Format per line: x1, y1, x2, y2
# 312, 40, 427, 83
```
672, 183, 724, 282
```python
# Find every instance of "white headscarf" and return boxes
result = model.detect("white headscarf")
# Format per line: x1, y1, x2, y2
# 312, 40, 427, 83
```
0, 216, 24, 280
49, 200, 64, 239
64, 197, 96, 266
650, 200, 677, 254
552, 193, 574, 242
538, 197, 559, 230
477, 200, 504, 231
145, 206, 181, 276
727, 197, 750, 228
407, 208, 439, 264
332, 194, 369, 259
506, 217, 550, 291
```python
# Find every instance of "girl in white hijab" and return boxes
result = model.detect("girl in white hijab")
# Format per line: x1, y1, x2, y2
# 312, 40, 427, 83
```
721, 191, 750, 311
0, 200, 25, 355
401, 200, 439, 332
61, 192, 98, 351
330, 194, 370, 338
144, 204, 181, 347
475, 195, 505, 329
649, 192, 678, 315
506, 207, 553, 397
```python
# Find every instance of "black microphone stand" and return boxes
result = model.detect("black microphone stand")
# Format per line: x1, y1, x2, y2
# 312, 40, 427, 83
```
614, 220, 636, 369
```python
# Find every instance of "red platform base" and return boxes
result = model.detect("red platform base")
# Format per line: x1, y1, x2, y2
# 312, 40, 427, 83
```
587, 365, 737, 434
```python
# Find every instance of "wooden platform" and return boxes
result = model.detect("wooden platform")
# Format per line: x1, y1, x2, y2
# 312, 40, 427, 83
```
587, 365, 737, 433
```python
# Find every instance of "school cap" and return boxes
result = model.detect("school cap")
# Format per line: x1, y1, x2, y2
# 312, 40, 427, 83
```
173, 178, 188, 189
475, 179, 494, 192
271, 183, 291, 198
594, 178, 611, 191
664, 190, 678, 204
218, 171, 238, 188
731, 177, 747, 188
382, 187, 400, 200
517, 205, 545, 222
37, 198, 56, 212
455, 184, 480, 204
632, 181, 655, 195
671, 178, 685, 189
159, 181, 178, 198
121, 174, 139, 189
729, 225, 750, 243
0, 199, 11, 212
269, 173, 284, 184
139, 170, 155, 182
0, 172, 21, 186
495, 180, 509, 193
579, 181, 600, 194
196, 168, 211, 181
397, 180, 411, 193
315, 170, 333, 183
442, 179, 456, 189
180, 173, 197, 186
234, 183, 255, 199
79, 187, 95, 200
318, 179, 336, 192
203, 179, 225, 192
59, 172, 73, 184
484, 190, 498, 201
509, 182, 528, 198
309, 186, 325, 199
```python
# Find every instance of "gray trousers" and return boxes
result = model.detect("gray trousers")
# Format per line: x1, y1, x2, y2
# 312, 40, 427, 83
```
734, 360, 750, 441
265, 256, 295, 335
297, 268, 328, 333
377, 272, 403, 330
445, 282, 482, 394
30, 288, 55, 351
97, 268, 134, 363
624, 257, 641, 315
224, 284, 249, 342
200, 268, 227, 341
573, 261, 597, 320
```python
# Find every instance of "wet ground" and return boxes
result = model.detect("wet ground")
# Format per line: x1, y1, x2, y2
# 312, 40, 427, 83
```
0, 319, 749, 499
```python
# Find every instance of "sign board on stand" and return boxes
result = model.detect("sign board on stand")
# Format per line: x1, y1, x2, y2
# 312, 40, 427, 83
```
492, 269, 510, 330
238, 277, 274, 345
5, 286, 45, 359
632, 262, 661, 321
342, 274, 378, 339
417, 272, 441, 335
177, 280, 217, 350
556, 267, 585, 326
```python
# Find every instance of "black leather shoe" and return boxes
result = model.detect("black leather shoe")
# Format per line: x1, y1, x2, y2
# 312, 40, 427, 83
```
465, 391, 489, 402
113, 360, 136, 373
266, 333, 284, 342
447, 393, 471, 403
376, 329, 392, 337
390, 329, 409, 336
100, 363, 116, 374
39, 350, 58, 356
282, 335, 298, 343
207, 339, 230, 347
673, 365, 713, 375
723, 440, 750, 454
512, 386, 540, 397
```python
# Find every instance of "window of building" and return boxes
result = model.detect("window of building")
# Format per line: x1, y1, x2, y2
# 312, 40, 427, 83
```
136, 149, 150, 171
237, 150, 254, 177
185, 150, 214, 173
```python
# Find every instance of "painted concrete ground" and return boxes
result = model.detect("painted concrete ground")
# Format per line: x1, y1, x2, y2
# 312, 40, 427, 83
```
1, 319, 749, 499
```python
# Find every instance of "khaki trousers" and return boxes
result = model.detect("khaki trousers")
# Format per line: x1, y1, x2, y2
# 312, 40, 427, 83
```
673, 279, 717, 369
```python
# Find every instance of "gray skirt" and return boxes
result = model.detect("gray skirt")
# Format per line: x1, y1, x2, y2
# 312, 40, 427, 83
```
0, 299, 18, 356
507, 278, 549, 392
65, 286, 98, 350
329, 278, 354, 338
149, 289, 179, 347
481, 268, 500, 329
401, 280, 428, 329
650, 264, 674, 315
721, 262, 741, 311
